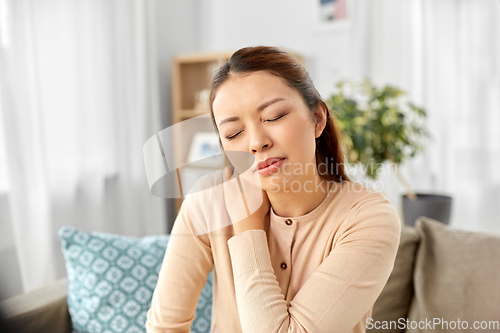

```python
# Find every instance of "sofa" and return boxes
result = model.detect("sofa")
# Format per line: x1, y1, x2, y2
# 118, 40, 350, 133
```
1, 216, 499, 333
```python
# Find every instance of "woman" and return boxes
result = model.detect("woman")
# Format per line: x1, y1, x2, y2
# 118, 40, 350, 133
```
146, 46, 401, 333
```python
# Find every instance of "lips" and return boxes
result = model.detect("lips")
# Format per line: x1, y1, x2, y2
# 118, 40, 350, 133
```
256, 157, 285, 171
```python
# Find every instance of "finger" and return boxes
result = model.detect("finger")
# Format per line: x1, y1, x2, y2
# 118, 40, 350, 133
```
238, 164, 263, 190
190, 168, 265, 236
223, 176, 250, 225
235, 175, 264, 217
224, 166, 235, 181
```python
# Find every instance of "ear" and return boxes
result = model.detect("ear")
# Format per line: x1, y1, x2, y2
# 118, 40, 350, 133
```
313, 102, 328, 138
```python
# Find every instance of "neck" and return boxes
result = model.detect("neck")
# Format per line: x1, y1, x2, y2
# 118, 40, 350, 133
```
266, 174, 329, 218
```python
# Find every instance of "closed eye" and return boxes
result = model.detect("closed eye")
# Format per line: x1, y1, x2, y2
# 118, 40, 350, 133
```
226, 131, 242, 141
225, 113, 288, 141
265, 113, 287, 123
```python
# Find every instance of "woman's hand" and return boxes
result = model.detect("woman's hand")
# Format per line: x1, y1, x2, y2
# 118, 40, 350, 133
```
223, 167, 270, 235
232, 188, 269, 234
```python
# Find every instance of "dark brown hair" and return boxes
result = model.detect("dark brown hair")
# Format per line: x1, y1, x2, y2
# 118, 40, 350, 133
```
209, 46, 349, 183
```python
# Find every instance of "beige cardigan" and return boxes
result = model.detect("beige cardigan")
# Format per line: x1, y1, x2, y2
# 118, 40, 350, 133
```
146, 176, 401, 333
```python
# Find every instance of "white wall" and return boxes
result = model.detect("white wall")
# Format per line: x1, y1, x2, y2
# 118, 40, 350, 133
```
198, 0, 355, 98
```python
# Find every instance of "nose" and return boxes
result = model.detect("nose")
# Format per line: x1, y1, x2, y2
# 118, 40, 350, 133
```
249, 127, 271, 153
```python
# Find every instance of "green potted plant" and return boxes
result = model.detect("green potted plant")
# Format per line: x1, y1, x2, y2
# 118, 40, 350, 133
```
326, 78, 452, 226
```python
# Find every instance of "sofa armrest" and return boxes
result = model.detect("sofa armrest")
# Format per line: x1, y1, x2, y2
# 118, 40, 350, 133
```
0, 278, 72, 333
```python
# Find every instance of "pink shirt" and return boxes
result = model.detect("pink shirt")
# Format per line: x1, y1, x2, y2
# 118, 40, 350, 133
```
146, 175, 401, 333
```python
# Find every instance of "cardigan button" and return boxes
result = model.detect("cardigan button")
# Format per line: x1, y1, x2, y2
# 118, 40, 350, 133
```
285, 219, 293, 226
281, 262, 287, 269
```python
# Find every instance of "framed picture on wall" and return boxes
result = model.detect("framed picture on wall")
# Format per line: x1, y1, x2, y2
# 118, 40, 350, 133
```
186, 132, 221, 166
313, 0, 352, 31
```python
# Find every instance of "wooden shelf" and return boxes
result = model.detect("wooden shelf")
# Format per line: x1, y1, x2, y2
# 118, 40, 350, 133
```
178, 109, 211, 121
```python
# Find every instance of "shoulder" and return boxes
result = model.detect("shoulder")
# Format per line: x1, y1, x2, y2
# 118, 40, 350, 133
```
332, 180, 387, 205
181, 169, 234, 237
333, 181, 399, 218
183, 168, 226, 210
332, 181, 401, 244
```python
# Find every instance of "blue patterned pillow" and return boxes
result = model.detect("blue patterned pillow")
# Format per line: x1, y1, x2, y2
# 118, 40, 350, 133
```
59, 226, 213, 333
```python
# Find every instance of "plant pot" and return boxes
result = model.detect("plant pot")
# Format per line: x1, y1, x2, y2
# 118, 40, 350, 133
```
402, 193, 453, 227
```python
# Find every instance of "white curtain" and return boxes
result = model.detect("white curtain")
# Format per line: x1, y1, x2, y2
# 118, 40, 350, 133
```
351, 0, 500, 233
0, 0, 166, 295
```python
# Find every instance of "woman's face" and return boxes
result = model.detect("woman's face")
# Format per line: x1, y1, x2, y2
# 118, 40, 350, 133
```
212, 70, 324, 192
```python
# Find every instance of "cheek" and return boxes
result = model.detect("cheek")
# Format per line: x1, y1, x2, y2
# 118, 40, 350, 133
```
221, 138, 244, 151
276, 118, 316, 158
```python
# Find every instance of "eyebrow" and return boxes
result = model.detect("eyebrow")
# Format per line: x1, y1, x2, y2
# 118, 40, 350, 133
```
218, 97, 286, 127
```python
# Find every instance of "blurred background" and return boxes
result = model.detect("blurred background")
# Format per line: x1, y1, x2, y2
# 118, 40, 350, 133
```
0, 0, 498, 302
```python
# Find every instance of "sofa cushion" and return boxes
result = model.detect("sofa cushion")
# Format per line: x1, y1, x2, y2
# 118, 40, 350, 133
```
406, 217, 500, 332
368, 226, 420, 333
59, 226, 213, 333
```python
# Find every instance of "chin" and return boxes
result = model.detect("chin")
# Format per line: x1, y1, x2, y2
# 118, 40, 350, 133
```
260, 174, 287, 194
